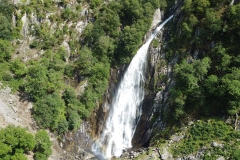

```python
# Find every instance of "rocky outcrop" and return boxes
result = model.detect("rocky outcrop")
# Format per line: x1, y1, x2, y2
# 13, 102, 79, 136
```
61, 122, 98, 160
132, 21, 173, 148
89, 66, 127, 139
0, 83, 34, 130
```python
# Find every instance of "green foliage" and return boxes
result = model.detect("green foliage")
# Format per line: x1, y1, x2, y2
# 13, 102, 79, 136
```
57, 118, 69, 135
222, 68, 240, 115
67, 108, 82, 130
61, 7, 78, 22
34, 130, 52, 160
165, 0, 240, 121
89, 0, 103, 9
170, 58, 211, 119
10, 59, 27, 77
0, 39, 13, 62
0, 0, 160, 136
93, 36, 115, 62
151, 39, 159, 48
64, 64, 74, 77
33, 93, 65, 130
76, 47, 96, 76
0, 13, 12, 40
0, 125, 36, 160
97, 9, 120, 37
0, 0, 15, 20
172, 120, 240, 158
62, 87, 89, 129
82, 0, 156, 64
119, 26, 142, 61
25, 63, 49, 101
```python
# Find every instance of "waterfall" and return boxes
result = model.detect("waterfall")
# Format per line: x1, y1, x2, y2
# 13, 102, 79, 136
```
92, 15, 173, 159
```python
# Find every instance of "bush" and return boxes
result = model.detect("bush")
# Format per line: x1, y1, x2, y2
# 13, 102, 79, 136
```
34, 130, 52, 160
0, 13, 12, 40
0, 126, 36, 159
67, 108, 81, 130
172, 120, 240, 157
33, 93, 65, 130
0, 39, 13, 62
57, 119, 69, 135
2, 72, 12, 81
10, 59, 27, 77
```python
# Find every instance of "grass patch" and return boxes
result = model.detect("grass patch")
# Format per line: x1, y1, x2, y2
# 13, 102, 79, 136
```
170, 119, 240, 158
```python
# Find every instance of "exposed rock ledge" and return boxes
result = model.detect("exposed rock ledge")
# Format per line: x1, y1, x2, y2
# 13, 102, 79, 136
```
0, 82, 63, 160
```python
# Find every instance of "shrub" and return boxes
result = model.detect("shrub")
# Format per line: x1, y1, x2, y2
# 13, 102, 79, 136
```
34, 130, 52, 160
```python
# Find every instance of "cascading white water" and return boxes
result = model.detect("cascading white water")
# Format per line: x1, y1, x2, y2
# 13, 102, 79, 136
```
92, 15, 173, 159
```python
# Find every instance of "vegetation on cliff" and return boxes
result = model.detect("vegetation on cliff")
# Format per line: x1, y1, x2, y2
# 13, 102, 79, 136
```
149, 0, 240, 158
161, 0, 240, 121
0, 126, 51, 160
0, 0, 163, 135
172, 120, 240, 159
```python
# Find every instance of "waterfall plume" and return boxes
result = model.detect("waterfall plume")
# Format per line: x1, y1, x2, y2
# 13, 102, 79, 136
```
92, 15, 173, 159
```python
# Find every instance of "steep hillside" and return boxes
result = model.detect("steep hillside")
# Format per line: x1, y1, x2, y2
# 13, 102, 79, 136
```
1, 0, 240, 159
145, 0, 240, 159
0, 0, 166, 159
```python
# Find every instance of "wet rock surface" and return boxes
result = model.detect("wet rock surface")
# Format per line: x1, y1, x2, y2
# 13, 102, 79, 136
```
62, 122, 98, 160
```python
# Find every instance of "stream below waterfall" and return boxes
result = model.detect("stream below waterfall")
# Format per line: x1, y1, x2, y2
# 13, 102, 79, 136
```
92, 15, 173, 160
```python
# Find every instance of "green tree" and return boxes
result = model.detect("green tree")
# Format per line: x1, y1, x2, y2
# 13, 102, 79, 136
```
93, 36, 115, 62
67, 108, 81, 130
0, 13, 12, 40
193, 0, 210, 14
10, 59, 27, 77
183, 0, 192, 13
62, 87, 78, 105
76, 47, 96, 76
97, 9, 120, 37
25, 63, 49, 101
0, 39, 13, 62
0, 0, 15, 20
171, 58, 211, 119
57, 118, 69, 135
33, 93, 65, 129
0, 126, 36, 160
121, 0, 143, 25
222, 68, 240, 115
34, 130, 52, 160
89, 0, 103, 8
119, 26, 141, 63
188, 14, 198, 27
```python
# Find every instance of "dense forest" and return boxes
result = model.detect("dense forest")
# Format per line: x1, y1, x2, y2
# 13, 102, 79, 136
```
163, 0, 240, 121
150, 0, 240, 158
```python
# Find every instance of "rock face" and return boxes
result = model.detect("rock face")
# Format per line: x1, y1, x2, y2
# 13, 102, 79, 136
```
89, 66, 127, 139
0, 83, 34, 130
161, 148, 173, 160
63, 5, 181, 159
0, 83, 63, 160
62, 122, 98, 160
132, 21, 172, 148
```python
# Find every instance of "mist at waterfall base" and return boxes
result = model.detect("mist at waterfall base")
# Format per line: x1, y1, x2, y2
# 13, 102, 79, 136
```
91, 15, 173, 160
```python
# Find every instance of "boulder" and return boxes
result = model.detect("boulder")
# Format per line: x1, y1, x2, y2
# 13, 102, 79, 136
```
161, 148, 172, 160
216, 156, 225, 160
212, 141, 224, 148
120, 152, 129, 158
170, 134, 184, 142
188, 121, 194, 126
